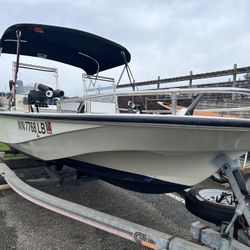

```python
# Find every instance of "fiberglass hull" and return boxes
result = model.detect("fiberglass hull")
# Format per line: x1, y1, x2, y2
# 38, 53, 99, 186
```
0, 112, 249, 193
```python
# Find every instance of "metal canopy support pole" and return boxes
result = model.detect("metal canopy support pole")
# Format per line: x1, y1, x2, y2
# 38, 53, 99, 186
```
0, 160, 209, 250
54, 69, 59, 89
12, 30, 22, 109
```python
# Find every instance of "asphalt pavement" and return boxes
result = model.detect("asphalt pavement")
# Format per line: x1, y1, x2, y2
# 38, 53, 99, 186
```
0, 159, 213, 250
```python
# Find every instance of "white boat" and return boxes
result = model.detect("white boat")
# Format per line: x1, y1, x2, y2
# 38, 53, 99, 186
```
1, 23, 250, 193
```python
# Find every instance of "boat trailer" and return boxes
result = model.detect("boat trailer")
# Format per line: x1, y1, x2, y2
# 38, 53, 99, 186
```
0, 153, 249, 250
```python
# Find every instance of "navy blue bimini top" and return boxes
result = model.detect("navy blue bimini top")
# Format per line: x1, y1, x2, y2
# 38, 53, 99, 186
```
0, 23, 131, 75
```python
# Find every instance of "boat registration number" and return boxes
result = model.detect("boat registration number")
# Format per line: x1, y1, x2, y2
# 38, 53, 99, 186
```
17, 120, 53, 135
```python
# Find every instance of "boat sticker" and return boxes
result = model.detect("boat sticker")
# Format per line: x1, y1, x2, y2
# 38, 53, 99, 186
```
45, 122, 53, 134
134, 232, 156, 249
17, 121, 53, 135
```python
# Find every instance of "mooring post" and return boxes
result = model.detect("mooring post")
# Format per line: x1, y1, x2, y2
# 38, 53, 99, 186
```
157, 76, 160, 90
144, 97, 148, 111
157, 76, 160, 99
189, 70, 193, 99
171, 92, 177, 115
189, 70, 193, 88
232, 64, 237, 100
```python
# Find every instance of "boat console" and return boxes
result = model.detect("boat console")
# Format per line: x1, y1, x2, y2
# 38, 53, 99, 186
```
27, 84, 64, 112
10, 81, 64, 112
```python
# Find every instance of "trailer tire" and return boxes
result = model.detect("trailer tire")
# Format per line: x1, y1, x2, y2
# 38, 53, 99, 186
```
185, 187, 236, 224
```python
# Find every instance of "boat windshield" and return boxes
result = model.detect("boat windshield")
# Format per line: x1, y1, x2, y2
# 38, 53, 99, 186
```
15, 80, 33, 94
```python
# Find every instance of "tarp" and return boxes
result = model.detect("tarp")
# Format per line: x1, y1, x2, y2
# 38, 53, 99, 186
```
0, 23, 131, 75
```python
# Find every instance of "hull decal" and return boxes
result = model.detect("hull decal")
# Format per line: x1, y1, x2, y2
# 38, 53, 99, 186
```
17, 120, 53, 135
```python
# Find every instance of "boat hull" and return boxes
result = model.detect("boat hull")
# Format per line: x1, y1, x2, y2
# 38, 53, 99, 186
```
61, 158, 189, 193
0, 112, 250, 192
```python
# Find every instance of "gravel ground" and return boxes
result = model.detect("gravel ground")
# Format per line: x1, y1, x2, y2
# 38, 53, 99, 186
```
0, 160, 214, 250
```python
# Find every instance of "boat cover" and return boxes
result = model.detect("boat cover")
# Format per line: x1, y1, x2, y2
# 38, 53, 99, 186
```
0, 23, 131, 75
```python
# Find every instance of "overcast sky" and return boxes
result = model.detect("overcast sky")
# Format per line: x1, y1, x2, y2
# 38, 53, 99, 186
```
1, 0, 250, 96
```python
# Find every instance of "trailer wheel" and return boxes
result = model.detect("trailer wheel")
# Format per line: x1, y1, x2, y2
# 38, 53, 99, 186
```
185, 187, 236, 224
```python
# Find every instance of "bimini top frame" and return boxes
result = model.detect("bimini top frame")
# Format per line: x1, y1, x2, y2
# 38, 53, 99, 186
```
0, 23, 131, 75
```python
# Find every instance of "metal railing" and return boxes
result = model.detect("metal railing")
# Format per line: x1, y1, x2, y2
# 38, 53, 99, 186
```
81, 87, 250, 115
117, 64, 250, 89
